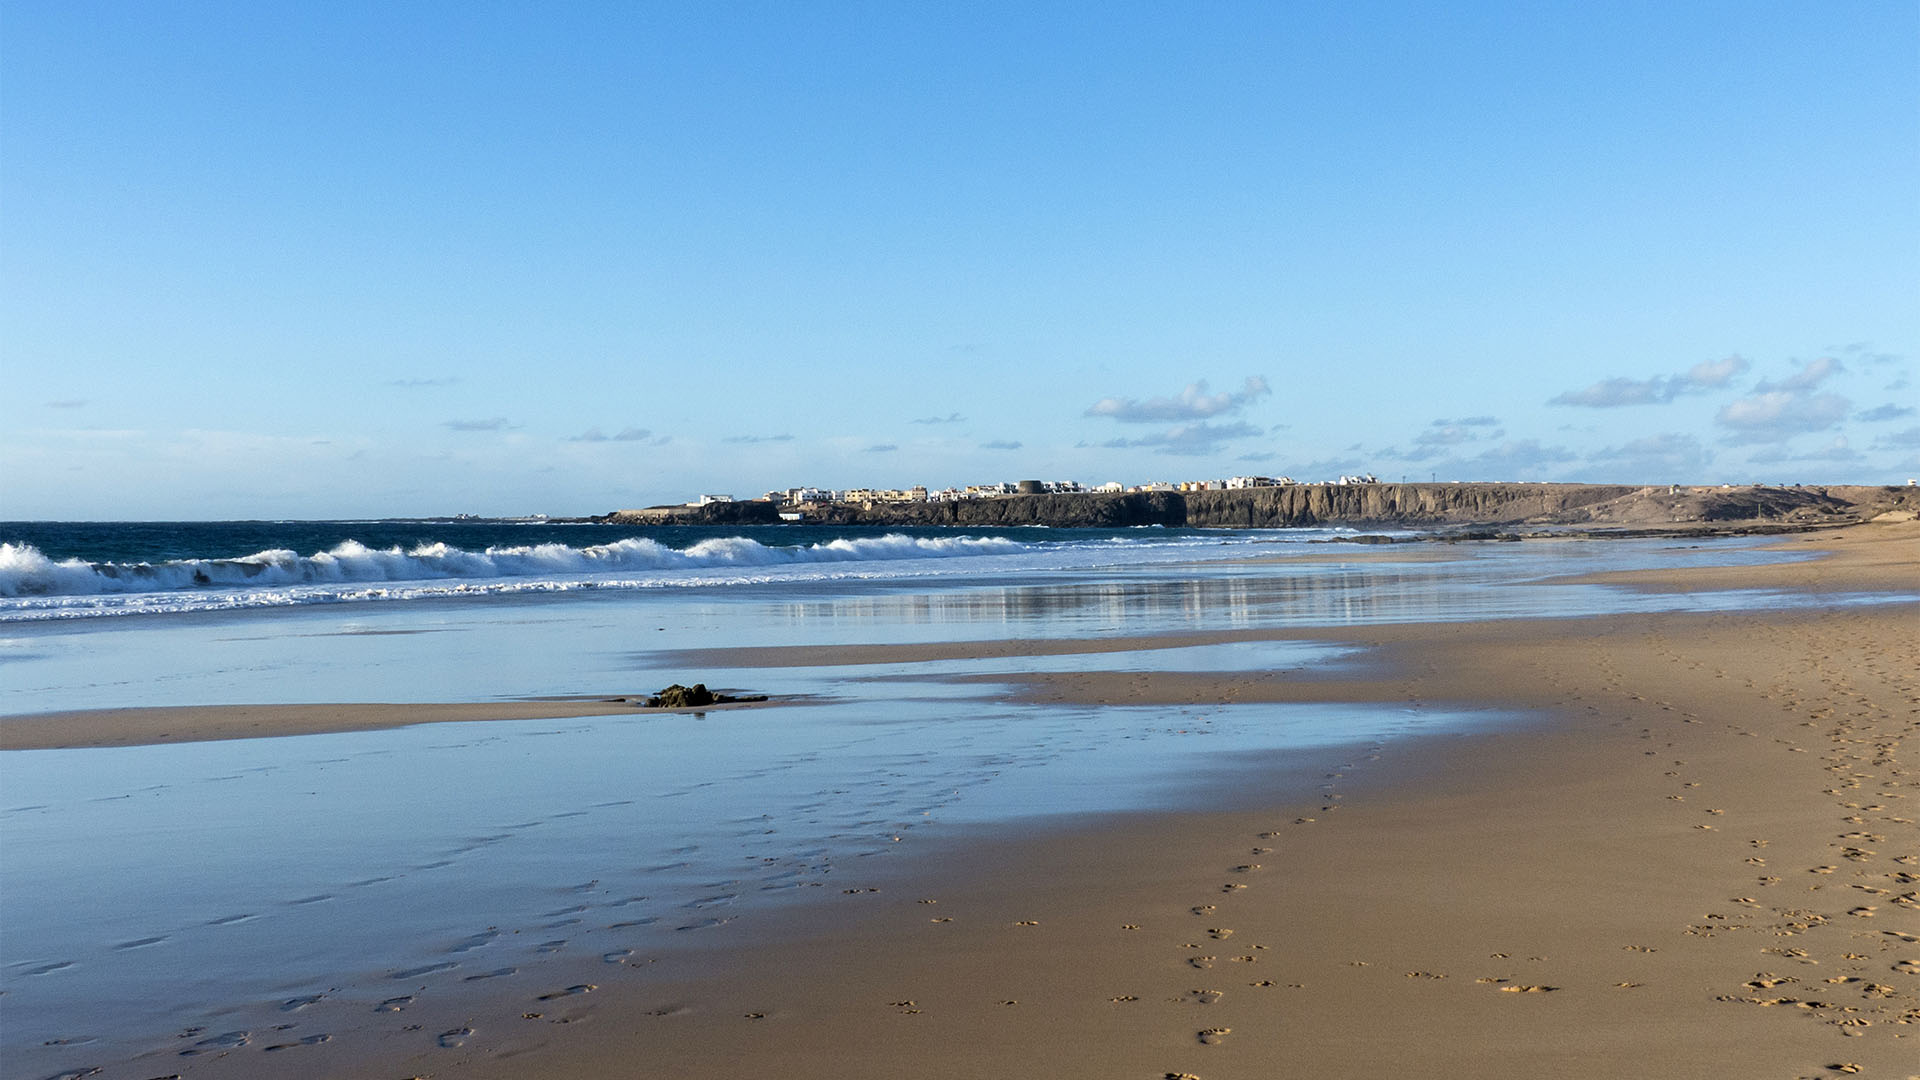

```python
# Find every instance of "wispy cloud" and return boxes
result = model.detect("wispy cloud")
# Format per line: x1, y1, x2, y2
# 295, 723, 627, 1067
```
1414, 419, 1505, 448
981, 440, 1023, 450
388, 377, 461, 388
1856, 404, 1915, 423
46, 399, 87, 409
1086, 377, 1270, 424
1585, 432, 1710, 477
1550, 355, 1749, 408
912, 413, 966, 425
568, 427, 663, 443
1101, 420, 1263, 456
1461, 439, 1577, 474
1750, 436, 1862, 464
444, 417, 512, 432
1871, 426, 1920, 450
722, 433, 796, 444
864, 443, 898, 453
1839, 343, 1901, 366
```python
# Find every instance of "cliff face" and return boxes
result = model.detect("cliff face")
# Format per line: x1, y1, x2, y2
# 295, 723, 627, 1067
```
601, 483, 1914, 530
1181, 483, 1642, 527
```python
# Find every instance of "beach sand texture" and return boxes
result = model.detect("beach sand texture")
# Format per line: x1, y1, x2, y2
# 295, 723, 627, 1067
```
8, 523, 1916, 1079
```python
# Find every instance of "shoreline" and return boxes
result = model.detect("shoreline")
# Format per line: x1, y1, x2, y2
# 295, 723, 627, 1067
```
344, 524, 1914, 1079
7, 523, 1911, 753
10, 521, 1915, 1078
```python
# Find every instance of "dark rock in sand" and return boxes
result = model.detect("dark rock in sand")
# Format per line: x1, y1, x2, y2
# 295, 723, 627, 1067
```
647, 683, 715, 708
642, 683, 768, 708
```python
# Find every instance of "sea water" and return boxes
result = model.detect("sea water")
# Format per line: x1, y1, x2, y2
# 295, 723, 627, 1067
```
0, 522, 1895, 1077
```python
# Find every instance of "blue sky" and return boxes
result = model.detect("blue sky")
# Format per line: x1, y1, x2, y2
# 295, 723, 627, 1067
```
4, 1, 1916, 519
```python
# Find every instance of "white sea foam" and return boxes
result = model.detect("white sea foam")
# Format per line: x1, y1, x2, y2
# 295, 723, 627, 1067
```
0, 530, 1358, 621
0, 535, 1032, 597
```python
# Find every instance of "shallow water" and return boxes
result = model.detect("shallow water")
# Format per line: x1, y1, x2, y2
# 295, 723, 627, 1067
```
0, 534, 1864, 715
0, 535, 1906, 1077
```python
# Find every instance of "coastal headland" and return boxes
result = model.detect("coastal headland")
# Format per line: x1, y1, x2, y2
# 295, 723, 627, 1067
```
601, 481, 1920, 532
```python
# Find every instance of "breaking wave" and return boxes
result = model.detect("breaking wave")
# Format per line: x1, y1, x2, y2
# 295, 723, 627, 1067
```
0, 534, 1034, 601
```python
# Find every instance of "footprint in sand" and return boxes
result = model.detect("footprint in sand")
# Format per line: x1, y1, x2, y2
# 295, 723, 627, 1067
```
1191, 905, 1216, 916
1189, 956, 1215, 970
438, 1027, 473, 1048
1197, 1027, 1231, 1045
1207, 928, 1233, 939
1498, 985, 1559, 993
537, 984, 595, 1001
179, 1030, 250, 1056
1181, 988, 1224, 1005
376, 996, 412, 1012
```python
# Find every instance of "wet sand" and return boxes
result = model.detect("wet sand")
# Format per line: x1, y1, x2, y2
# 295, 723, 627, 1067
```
16, 522, 1919, 1078
0, 695, 778, 751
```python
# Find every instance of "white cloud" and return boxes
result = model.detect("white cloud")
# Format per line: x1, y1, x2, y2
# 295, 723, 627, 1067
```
1755, 356, 1843, 394
1101, 420, 1264, 456
444, 417, 512, 432
1086, 377, 1270, 423
1716, 390, 1851, 444
1550, 355, 1750, 408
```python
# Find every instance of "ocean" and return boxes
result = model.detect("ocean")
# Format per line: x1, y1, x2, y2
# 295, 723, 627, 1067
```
0, 520, 1373, 621
0, 521, 1885, 1078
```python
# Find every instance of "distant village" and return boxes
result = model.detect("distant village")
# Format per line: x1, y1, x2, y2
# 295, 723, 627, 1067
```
690, 473, 1382, 515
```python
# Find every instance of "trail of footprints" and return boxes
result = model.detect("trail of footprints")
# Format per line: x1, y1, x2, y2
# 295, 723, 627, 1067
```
1685, 616, 1920, 1067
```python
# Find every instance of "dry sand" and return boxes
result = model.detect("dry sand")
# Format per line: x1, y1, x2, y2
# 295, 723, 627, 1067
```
21, 522, 1920, 1078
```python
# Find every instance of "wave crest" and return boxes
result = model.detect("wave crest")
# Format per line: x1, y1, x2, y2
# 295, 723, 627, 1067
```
0, 534, 1033, 599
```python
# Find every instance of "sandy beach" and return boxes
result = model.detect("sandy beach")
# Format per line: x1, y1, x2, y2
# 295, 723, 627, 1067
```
7, 523, 1916, 1079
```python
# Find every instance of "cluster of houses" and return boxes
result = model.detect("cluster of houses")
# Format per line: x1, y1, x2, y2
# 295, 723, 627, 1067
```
691, 473, 1384, 509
